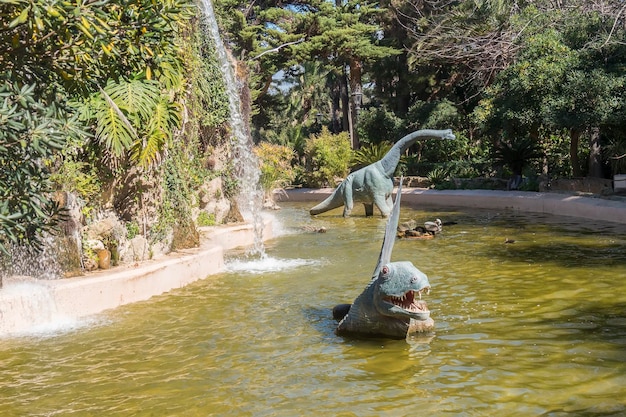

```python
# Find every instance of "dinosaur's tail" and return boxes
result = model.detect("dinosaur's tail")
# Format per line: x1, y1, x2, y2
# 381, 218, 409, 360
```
310, 187, 344, 215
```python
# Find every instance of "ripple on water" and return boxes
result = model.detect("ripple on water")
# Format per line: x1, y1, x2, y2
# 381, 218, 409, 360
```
2, 203, 626, 415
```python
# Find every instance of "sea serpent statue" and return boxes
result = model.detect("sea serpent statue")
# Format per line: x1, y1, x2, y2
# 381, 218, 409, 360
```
310, 129, 455, 217
332, 180, 435, 339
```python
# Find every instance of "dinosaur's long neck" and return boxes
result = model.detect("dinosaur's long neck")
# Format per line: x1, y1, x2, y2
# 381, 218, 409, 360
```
380, 129, 449, 177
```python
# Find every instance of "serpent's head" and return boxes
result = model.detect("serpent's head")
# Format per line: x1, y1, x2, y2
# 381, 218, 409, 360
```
374, 261, 431, 321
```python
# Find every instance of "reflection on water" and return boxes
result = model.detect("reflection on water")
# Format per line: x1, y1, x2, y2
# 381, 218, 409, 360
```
1, 203, 626, 416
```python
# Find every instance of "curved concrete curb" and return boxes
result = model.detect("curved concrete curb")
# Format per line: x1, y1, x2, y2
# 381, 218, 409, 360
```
0, 220, 272, 337
279, 188, 626, 224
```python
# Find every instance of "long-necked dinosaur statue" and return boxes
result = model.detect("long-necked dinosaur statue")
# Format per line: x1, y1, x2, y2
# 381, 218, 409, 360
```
332, 179, 435, 339
310, 129, 455, 217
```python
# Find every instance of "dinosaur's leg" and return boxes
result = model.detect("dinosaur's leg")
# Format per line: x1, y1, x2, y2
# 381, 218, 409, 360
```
373, 193, 391, 217
343, 182, 354, 217
363, 203, 374, 217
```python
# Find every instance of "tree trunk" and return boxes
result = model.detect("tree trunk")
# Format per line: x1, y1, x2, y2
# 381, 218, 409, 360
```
570, 128, 582, 177
330, 75, 342, 133
340, 71, 350, 134
396, 53, 410, 116
588, 127, 603, 178
348, 58, 362, 150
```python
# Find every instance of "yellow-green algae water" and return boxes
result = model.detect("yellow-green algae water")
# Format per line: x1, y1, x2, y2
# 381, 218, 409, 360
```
1, 202, 626, 416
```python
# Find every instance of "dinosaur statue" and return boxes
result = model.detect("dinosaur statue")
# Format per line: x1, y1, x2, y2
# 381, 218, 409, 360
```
333, 180, 435, 339
310, 129, 455, 217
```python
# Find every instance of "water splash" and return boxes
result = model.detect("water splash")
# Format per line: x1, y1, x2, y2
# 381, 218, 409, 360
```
0, 281, 87, 338
225, 256, 320, 274
1, 237, 63, 281
199, 0, 266, 257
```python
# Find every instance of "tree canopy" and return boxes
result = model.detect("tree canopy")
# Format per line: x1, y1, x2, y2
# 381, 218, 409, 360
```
215, 0, 626, 183
2, 0, 626, 256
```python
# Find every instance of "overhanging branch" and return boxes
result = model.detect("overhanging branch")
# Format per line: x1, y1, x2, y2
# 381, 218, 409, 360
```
251, 38, 305, 60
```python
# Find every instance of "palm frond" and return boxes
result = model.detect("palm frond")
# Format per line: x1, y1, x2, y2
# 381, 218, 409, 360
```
94, 100, 135, 157
131, 99, 181, 168
131, 129, 167, 169
104, 79, 161, 120
351, 142, 393, 169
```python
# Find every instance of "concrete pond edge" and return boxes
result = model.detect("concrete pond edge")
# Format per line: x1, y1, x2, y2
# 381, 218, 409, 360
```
278, 188, 626, 224
0, 220, 273, 337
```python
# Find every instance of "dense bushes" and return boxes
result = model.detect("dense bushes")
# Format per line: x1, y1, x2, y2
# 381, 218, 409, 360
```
303, 128, 353, 188
254, 142, 296, 199
0, 81, 69, 253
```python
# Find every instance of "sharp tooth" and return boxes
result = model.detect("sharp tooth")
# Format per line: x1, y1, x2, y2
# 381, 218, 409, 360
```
418, 291, 422, 300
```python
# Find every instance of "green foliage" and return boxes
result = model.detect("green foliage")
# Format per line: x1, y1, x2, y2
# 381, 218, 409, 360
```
47, 116, 100, 214
403, 99, 472, 165
255, 62, 333, 159
254, 142, 296, 192
604, 137, 626, 175
151, 147, 195, 244
220, 167, 239, 199
0, 80, 66, 253
476, 6, 626, 177
0, 0, 194, 95
303, 127, 353, 187
196, 211, 216, 227
187, 20, 230, 129
49, 159, 100, 215
351, 142, 392, 170
427, 166, 450, 187
407, 99, 462, 132
126, 221, 140, 240
0, 0, 199, 255
77, 78, 181, 169
357, 108, 404, 146
490, 136, 543, 176
292, 1, 401, 65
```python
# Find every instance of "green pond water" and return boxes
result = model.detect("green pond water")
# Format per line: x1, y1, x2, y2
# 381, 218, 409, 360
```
1, 202, 626, 416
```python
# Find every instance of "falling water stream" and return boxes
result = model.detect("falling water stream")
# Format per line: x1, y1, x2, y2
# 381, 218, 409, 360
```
199, 0, 266, 256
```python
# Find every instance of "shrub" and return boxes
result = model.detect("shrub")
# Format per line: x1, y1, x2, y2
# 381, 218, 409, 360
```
126, 221, 140, 240
254, 142, 296, 193
351, 142, 392, 170
303, 127, 353, 188
357, 107, 404, 146
0, 81, 66, 254
196, 211, 216, 227
427, 166, 450, 186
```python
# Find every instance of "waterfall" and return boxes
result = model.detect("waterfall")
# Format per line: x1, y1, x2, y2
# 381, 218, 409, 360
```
0, 280, 81, 336
199, 0, 266, 257
3, 238, 63, 281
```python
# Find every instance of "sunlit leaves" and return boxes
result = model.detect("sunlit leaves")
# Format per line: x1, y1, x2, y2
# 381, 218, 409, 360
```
0, 0, 197, 254
0, 79, 65, 253
0, 0, 194, 94
80, 78, 181, 169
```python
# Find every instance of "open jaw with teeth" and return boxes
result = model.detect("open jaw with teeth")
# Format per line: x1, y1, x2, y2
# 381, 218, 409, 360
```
384, 288, 430, 315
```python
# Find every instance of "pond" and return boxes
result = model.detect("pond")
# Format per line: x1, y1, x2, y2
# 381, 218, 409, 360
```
1, 202, 626, 416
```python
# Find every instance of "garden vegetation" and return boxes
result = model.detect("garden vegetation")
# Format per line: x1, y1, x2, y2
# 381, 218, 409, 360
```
1, 0, 625, 266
